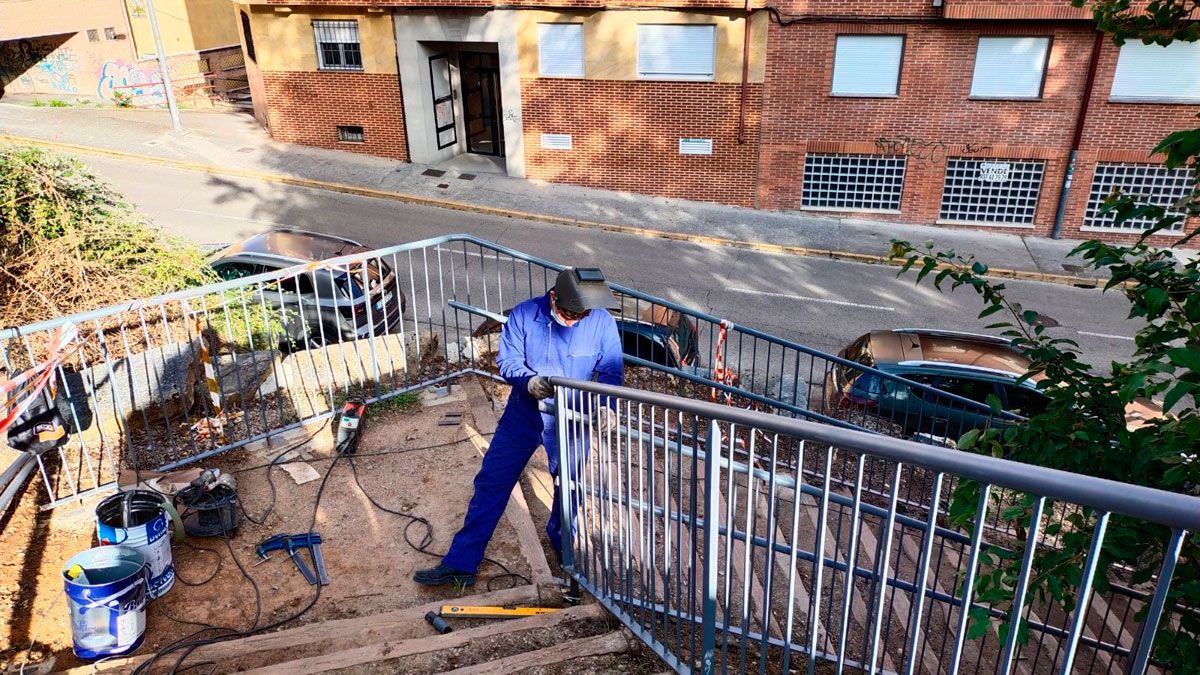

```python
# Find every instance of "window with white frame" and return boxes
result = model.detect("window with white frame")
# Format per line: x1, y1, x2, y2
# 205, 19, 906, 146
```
970, 37, 1050, 99
939, 158, 1045, 226
538, 23, 584, 77
831, 35, 904, 97
636, 24, 715, 80
802, 154, 907, 212
1082, 163, 1192, 232
313, 20, 362, 71
1111, 41, 1200, 102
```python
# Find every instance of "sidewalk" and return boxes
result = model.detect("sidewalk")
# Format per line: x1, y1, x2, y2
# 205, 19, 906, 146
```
0, 103, 1115, 284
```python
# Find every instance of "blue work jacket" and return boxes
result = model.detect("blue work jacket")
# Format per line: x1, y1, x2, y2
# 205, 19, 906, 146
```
497, 292, 624, 411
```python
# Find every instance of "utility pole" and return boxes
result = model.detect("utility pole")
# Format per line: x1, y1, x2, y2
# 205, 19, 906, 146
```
144, 0, 182, 133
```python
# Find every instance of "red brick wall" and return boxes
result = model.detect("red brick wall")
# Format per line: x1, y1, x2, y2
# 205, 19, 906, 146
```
1057, 39, 1200, 242
942, 1, 1091, 20
759, 21, 1095, 236
521, 79, 761, 207
261, 71, 408, 161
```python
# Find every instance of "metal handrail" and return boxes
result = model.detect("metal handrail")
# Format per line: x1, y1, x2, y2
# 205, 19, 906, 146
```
549, 376, 1200, 531
0, 233, 1017, 424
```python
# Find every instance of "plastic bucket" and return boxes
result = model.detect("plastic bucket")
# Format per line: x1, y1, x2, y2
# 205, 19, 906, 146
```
96, 490, 175, 598
62, 545, 149, 660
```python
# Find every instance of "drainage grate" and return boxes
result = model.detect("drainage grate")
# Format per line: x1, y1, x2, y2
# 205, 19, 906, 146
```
1082, 163, 1192, 232
801, 153, 906, 212
422, 169, 447, 178
236, 146, 255, 154
939, 158, 1045, 226
458, 173, 476, 181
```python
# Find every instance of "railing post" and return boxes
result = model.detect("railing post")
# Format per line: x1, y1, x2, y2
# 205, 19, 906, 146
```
555, 386, 574, 572
1126, 528, 1186, 675
700, 422, 722, 675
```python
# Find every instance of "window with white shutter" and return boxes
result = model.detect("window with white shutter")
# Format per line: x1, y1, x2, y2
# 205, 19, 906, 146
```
1110, 41, 1200, 102
636, 25, 715, 81
831, 35, 904, 97
538, 23, 584, 78
970, 37, 1050, 99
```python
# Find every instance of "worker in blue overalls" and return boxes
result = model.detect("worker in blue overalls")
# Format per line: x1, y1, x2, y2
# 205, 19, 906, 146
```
414, 268, 624, 587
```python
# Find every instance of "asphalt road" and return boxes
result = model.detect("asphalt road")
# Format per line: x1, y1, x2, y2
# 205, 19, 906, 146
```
82, 154, 1139, 367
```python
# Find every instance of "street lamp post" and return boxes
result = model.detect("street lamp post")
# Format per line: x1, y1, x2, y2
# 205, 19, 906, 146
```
144, 0, 183, 133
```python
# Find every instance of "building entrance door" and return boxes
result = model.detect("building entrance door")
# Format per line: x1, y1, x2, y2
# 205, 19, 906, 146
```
460, 51, 504, 157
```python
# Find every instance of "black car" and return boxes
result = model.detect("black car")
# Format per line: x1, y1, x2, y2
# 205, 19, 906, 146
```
209, 229, 405, 349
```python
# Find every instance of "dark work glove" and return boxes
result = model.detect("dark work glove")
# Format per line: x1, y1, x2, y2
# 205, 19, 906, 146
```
528, 376, 555, 400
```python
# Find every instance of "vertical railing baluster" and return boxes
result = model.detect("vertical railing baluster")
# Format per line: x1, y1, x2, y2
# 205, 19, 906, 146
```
949, 484, 994, 675
999, 496, 1046, 675
1059, 512, 1111, 675
700, 422, 722, 675
1127, 528, 1186, 675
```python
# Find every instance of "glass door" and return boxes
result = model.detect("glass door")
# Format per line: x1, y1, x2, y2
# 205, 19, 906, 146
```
460, 52, 504, 157
429, 53, 456, 150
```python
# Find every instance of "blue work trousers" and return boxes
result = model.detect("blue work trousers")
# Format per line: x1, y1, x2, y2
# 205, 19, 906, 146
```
441, 403, 583, 574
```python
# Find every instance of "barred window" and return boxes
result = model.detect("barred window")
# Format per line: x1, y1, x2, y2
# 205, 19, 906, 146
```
938, 158, 1045, 226
313, 20, 362, 71
802, 154, 906, 212
1082, 163, 1193, 232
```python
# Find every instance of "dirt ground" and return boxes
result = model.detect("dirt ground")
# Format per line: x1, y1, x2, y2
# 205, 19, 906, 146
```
0, 389, 532, 672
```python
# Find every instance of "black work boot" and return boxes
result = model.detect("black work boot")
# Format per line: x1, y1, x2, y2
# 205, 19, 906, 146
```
413, 563, 476, 587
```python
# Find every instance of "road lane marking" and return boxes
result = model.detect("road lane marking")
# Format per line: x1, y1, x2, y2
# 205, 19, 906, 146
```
1078, 331, 1135, 341
176, 207, 284, 226
727, 287, 895, 312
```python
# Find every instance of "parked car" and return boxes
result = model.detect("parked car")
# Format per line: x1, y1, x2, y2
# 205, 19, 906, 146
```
209, 229, 405, 349
472, 295, 699, 369
827, 329, 1159, 438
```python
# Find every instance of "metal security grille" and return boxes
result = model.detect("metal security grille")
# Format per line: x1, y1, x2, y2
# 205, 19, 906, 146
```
1083, 163, 1193, 232
802, 154, 906, 212
337, 125, 364, 143
939, 158, 1045, 226
313, 20, 362, 71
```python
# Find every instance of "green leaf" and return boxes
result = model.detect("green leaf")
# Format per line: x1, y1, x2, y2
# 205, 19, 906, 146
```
985, 393, 1003, 414
1163, 382, 1195, 412
1167, 347, 1200, 371
979, 304, 1005, 318
1144, 287, 1169, 316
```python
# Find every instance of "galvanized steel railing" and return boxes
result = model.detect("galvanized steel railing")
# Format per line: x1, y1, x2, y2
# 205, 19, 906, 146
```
551, 377, 1198, 675
1, 234, 1011, 512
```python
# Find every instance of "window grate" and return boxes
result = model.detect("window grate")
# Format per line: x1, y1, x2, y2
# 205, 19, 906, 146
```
1082, 163, 1193, 232
337, 125, 364, 143
87, 29, 100, 43
313, 20, 362, 71
938, 158, 1045, 226
802, 153, 906, 212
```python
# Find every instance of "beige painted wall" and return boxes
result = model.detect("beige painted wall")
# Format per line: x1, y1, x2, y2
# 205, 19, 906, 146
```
124, 0, 240, 57
243, 7, 397, 74
516, 9, 766, 83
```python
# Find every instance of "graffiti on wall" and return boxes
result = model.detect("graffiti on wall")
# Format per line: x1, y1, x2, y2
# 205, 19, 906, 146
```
32, 49, 80, 93
97, 60, 164, 102
874, 135, 995, 163
0, 39, 75, 91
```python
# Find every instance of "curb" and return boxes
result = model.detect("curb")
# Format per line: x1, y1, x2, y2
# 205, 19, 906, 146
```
1, 133, 1104, 288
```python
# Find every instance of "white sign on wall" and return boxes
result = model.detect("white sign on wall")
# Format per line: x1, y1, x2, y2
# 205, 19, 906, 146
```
541, 134, 573, 150
679, 138, 713, 155
978, 162, 1012, 183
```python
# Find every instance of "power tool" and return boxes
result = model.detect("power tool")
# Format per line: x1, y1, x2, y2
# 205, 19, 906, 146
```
333, 397, 366, 454
255, 532, 329, 585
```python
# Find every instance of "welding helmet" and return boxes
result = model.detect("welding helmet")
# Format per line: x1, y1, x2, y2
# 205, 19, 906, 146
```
553, 268, 619, 314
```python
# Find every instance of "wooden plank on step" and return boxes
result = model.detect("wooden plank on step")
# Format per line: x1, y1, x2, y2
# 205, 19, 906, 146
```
52, 585, 542, 674
438, 629, 632, 675
240, 603, 608, 675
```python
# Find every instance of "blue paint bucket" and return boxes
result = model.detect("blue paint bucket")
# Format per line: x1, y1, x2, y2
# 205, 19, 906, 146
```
62, 545, 149, 660
96, 490, 175, 598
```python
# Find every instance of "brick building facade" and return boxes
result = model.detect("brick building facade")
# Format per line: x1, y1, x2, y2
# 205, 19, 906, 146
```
234, 0, 1199, 242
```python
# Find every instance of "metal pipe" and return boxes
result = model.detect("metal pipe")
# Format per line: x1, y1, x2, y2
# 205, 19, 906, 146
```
144, 0, 183, 133
1051, 30, 1104, 239
737, 3, 752, 145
